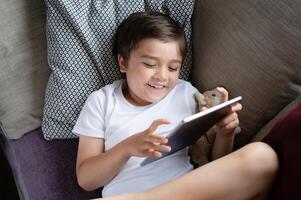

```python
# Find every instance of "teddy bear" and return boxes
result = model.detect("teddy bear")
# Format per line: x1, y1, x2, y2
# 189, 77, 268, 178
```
190, 88, 241, 166
189, 89, 223, 166
194, 88, 223, 109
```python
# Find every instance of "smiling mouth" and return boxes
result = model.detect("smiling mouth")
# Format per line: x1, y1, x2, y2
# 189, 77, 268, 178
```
147, 83, 166, 89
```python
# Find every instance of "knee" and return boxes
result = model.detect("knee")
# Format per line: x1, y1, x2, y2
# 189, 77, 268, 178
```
240, 142, 279, 179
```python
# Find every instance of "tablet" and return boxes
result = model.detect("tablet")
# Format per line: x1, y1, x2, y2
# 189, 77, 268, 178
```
140, 96, 242, 166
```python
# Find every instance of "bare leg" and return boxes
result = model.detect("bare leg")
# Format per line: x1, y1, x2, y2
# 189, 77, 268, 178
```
99, 142, 278, 200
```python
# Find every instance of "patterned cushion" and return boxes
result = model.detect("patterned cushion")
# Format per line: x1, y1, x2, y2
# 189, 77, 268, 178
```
42, 0, 195, 140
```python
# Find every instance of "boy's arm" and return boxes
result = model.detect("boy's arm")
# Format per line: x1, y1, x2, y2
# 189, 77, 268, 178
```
209, 103, 241, 160
76, 135, 130, 191
209, 127, 235, 160
76, 119, 171, 191
194, 87, 241, 161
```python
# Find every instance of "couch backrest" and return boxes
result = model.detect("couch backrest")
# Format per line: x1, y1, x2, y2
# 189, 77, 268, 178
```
192, 0, 301, 147
1, 0, 300, 144
0, 1, 50, 139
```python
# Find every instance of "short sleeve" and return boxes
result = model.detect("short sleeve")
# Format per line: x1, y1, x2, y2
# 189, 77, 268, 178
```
184, 81, 199, 114
72, 91, 105, 138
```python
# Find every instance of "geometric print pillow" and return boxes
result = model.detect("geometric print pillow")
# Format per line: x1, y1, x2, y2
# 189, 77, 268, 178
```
42, 0, 195, 140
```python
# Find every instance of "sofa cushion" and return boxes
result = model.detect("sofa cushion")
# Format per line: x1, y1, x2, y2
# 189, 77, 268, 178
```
0, 0, 50, 139
262, 102, 301, 199
42, 0, 195, 140
252, 95, 301, 142
192, 0, 301, 147
0, 128, 101, 200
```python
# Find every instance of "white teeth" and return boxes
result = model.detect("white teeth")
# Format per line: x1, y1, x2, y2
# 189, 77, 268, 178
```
148, 83, 165, 89
153, 85, 163, 89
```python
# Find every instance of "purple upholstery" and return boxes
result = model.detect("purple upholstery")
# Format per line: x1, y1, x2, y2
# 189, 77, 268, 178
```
1, 109, 300, 199
263, 102, 301, 200
0, 128, 101, 200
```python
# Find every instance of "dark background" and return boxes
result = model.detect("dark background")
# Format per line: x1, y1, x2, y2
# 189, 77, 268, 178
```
0, 148, 19, 200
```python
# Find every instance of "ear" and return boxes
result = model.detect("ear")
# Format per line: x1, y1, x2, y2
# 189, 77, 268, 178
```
117, 54, 127, 73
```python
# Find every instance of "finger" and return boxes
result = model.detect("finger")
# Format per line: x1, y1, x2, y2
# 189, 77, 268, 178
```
147, 119, 170, 134
217, 112, 238, 127
214, 119, 239, 135
146, 149, 162, 158
145, 148, 171, 158
154, 144, 171, 153
230, 103, 242, 112
216, 87, 228, 102
152, 151, 162, 158
199, 106, 207, 112
217, 118, 239, 131
217, 120, 240, 133
147, 134, 168, 144
145, 142, 171, 153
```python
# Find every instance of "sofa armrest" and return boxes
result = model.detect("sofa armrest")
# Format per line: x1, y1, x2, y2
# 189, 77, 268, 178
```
262, 102, 301, 199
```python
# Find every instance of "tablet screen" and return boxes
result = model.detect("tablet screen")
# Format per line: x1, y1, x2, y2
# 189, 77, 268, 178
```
141, 96, 242, 166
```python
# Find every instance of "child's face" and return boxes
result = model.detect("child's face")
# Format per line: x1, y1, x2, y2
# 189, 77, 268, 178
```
118, 38, 182, 106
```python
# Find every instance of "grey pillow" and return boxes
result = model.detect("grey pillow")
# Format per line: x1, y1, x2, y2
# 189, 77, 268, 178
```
0, 0, 50, 139
192, 0, 301, 147
42, 0, 195, 140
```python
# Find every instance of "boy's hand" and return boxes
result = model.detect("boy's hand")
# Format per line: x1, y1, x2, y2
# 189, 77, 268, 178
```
120, 119, 171, 158
213, 103, 242, 136
212, 87, 242, 136
200, 87, 242, 136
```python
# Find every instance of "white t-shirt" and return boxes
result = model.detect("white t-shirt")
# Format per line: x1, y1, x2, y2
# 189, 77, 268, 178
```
73, 79, 198, 197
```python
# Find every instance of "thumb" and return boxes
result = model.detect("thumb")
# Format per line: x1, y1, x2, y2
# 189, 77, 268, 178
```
200, 106, 207, 112
147, 119, 170, 134
216, 87, 228, 102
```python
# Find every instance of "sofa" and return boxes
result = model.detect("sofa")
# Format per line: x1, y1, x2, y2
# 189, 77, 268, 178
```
0, 0, 300, 199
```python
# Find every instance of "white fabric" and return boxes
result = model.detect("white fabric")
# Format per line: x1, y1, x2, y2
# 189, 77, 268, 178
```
73, 79, 198, 197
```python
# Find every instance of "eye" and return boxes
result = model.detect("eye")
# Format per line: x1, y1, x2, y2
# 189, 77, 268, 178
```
168, 66, 179, 72
143, 62, 156, 68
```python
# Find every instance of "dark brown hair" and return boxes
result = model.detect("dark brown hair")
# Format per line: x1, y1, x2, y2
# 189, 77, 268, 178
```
113, 11, 186, 63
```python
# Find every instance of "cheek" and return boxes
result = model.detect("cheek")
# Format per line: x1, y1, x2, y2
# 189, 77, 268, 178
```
170, 72, 179, 82
127, 68, 149, 85
167, 74, 179, 89
134, 68, 152, 79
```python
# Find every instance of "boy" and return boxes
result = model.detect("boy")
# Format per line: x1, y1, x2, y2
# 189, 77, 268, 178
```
73, 12, 278, 199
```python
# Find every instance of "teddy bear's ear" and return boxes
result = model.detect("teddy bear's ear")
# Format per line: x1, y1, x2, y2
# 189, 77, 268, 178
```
194, 92, 207, 112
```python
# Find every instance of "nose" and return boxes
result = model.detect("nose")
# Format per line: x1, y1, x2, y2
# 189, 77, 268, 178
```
154, 67, 168, 81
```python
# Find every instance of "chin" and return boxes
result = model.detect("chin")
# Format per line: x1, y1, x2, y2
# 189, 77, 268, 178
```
148, 96, 165, 104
